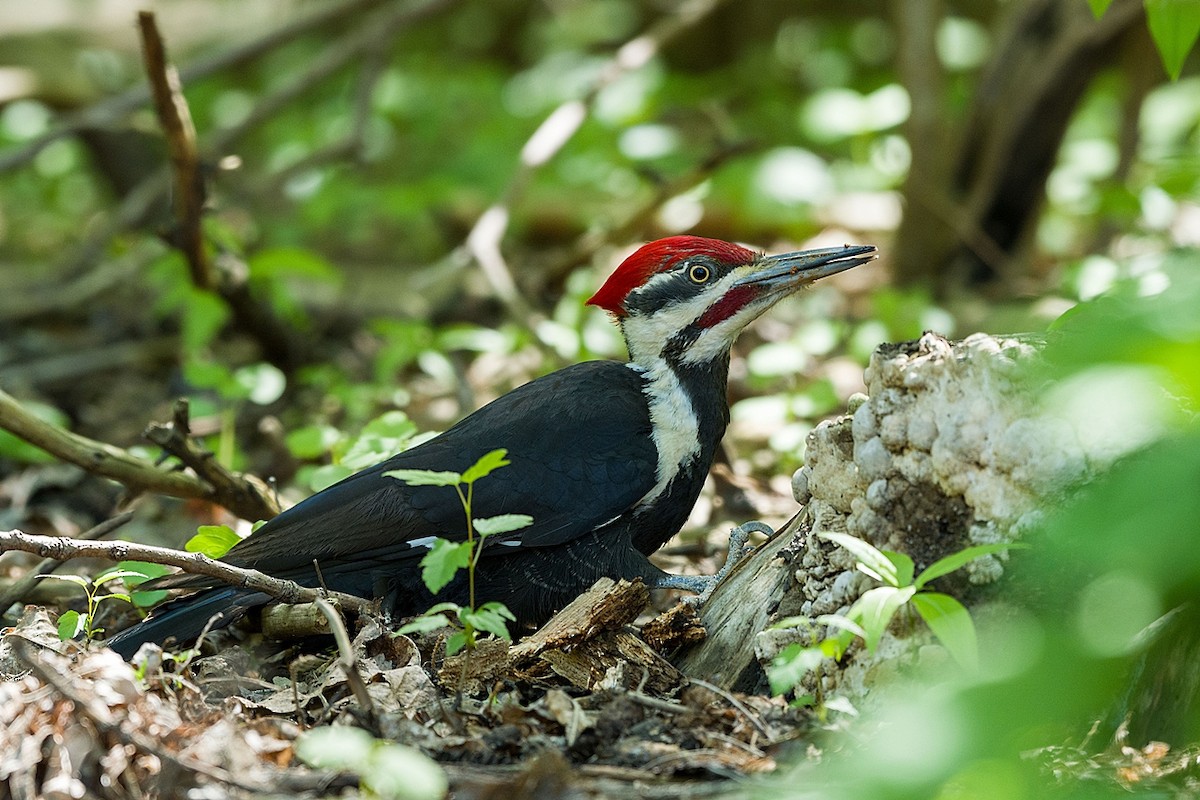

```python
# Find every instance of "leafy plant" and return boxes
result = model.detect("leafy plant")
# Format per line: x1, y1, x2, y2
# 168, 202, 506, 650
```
768, 534, 1024, 697
295, 725, 446, 800
42, 566, 150, 643
384, 448, 528, 656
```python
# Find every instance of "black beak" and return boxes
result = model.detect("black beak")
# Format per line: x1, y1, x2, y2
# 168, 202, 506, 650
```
736, 243, 877, 291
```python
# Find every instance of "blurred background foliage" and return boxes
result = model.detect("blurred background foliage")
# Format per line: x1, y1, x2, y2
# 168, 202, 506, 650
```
1, 0, 1199, 796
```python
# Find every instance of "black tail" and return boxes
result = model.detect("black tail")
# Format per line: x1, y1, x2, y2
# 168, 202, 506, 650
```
105, 587, 269, 660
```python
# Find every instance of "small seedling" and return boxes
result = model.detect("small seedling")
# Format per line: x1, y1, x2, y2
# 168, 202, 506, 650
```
42, 567, 150, 644
384, 448, 528, 655
768, 534, 1026, 699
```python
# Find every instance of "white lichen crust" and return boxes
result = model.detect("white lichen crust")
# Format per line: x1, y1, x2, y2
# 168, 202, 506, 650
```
762, 332, 1095, 701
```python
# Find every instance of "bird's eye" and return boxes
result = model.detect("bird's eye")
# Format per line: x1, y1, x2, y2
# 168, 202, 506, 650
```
688, 264, 712, 284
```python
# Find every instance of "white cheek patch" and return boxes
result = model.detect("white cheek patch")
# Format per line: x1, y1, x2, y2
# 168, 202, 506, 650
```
621, 271, 744, 364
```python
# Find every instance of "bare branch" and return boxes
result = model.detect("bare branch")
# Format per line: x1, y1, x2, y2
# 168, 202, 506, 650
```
0, 387, 278, 521
0, 511, 135, 615
138, 11, 211, 290
0, 530, 373, 615
143, 399, 280, 522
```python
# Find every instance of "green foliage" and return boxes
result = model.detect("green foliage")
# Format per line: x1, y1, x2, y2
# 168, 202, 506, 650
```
386, 449, 527, 656
768, 536, 1022, 696
42, 567, 148, 643
292, 410, 422, 492
117, 560, 172, 608
295, 726, 447, 800
768, 250, 1200, 798
1087, 1, 1200, 80
185, 524, 243, 559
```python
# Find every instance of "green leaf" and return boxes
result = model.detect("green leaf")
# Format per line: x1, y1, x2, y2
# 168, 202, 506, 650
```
295, 726, 375, 772
180, 290, 230, 353
816, 613, 869, 644
185, 525, 242, 559
1087, 0, 1114, 17
461, 601, 515, 640
912, 591, 979, 671
768, 642, 827, 695
286, 424, 342, 459
93, 568, 149, 587
846, 585, 917, 652
308, 463, 353, 492
445, 630, 468, 656
821, 532, 904, 587
233, 362, 287, 405
461, 448, 510, 484
418, 539, 473, 593
1146, 0, 1200, 80
883, 551, 915, 588
384, 468, 462, 487
57, 609, 85, 640
39, 574, 90, 590
914, 543, 1027, 589
340, 411, 419, 470
396, 613, 453, 635
473, 514, 533, 537
118, 560, 172, 607
363, 742, 448, 800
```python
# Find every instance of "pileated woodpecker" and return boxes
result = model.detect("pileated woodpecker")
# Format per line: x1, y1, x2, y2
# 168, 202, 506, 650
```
107, 236, 875, 658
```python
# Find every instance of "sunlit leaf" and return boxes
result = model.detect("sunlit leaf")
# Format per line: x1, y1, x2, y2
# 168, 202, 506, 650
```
474, 514, 533, 537
418, 539, 472, 593
1146, 0, 1200, 80
384, 468, 461, 487
821, 532, 903, 587
186, 525, 242, 559
57, 610, 85, 640
915, 543, 1028, 589
846, 585, 916, 651
461, 449, 510, 484
912, 591, 979, 671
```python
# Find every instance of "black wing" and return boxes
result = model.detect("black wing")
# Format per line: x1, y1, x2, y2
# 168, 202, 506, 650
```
162, 361, 656, 588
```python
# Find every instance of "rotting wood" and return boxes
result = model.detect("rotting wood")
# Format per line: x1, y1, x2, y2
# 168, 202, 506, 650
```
674, 510, 803, 692
510, 577, 649, 664
541, 629, 683, 694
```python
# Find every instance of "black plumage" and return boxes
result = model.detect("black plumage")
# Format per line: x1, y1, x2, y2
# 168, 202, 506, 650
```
106, 236, 875, 659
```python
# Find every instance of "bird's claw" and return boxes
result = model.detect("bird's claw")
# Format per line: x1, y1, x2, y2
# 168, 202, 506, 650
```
654, 520, 773, 606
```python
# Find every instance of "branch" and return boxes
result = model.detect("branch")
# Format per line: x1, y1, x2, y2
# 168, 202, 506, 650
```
143, 398, 280, 522
0, 511, 135, 616
0, 387, 278, 521
0, 530, 373, 614
138, 11, 211, 290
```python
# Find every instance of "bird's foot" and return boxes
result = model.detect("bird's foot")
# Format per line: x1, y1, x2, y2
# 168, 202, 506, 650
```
651, 521, 772, 606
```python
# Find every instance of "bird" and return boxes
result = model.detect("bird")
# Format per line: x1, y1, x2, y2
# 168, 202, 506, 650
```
106, 236, 875, 659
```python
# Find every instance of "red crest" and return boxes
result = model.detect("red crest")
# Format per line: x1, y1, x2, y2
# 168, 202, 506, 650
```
586, 236, 757, 316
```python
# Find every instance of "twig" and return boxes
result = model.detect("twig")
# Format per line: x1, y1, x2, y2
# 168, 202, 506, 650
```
0, 386, 276, 521
138, 11, 211, 291
143, 398, 281, 521
688, 677, 773, 742
0, 511, 135, 616
314, 597, 378, 722
0, 529, 373, 614
8, 636, 264, 793
0, 386, 212, 503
